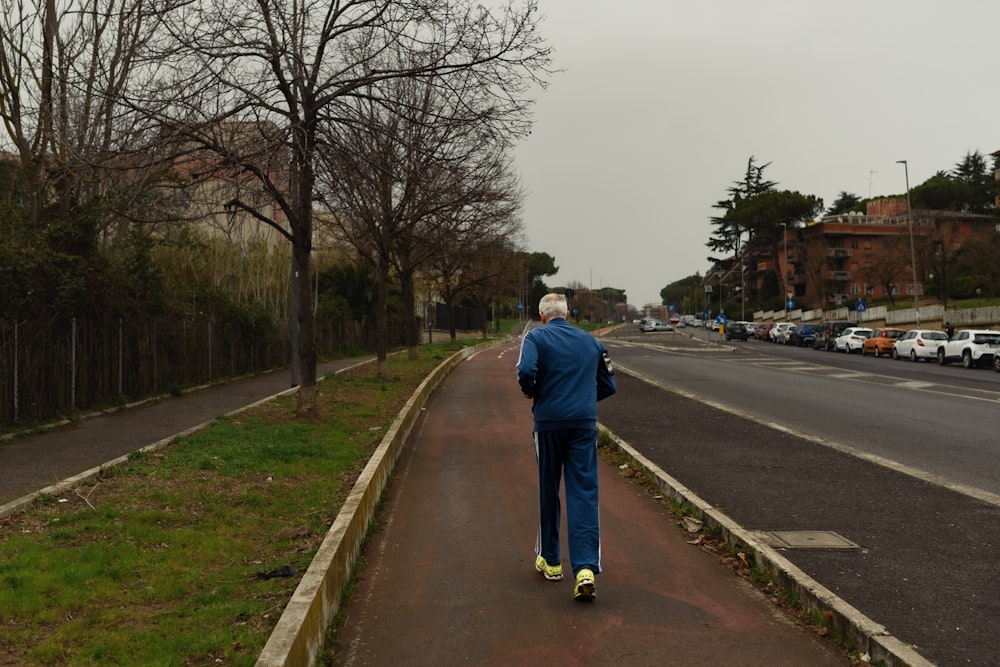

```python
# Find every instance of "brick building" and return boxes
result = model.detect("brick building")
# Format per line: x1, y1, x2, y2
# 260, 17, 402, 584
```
777, 199, 996, 310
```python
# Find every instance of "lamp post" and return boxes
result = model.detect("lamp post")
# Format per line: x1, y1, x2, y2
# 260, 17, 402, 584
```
896, 160, 920, 327
780, 222, 789, 311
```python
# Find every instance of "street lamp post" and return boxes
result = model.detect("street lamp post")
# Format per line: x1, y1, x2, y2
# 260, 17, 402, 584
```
896, 160, 920, 327
780, 222, 789, 311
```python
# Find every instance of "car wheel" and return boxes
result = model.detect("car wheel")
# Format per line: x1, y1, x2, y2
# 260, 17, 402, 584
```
962, 351, 974, 369
893, 348, 900, 360
910, 350, 918, 362
937, 348, 947, 365
994, 355, 1000, 373
874, 347, 881, 358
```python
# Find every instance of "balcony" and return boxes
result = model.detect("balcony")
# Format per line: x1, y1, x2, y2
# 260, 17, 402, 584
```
825, 270, 850, 281
826, 247, 851, 258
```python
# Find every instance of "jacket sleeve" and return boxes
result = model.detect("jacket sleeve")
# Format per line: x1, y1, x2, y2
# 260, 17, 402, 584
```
516, 335, 538, 398
596, 345, 616, 401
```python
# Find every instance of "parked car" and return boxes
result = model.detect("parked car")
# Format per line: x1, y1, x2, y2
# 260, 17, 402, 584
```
936, 329, 1000, 368
640, 318, 673, 333
745, 322, 759, 336
789, 323, 818, 347
725, 321, 751, 341
769, 322, 795, 343
813, 320, 853, 351
892, 329, 949, 361
755, 322, 773, 341
862, 328, 906, 357
834, 327, 873, 353
775, 323, 798, 344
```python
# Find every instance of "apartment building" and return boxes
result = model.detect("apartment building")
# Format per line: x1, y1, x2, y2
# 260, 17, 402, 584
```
778, 199, 995, 309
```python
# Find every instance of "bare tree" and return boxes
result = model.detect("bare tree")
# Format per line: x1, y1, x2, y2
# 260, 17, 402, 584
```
134, 0, 549, 411
0, 0, 166, 229
316, 49, 530, 372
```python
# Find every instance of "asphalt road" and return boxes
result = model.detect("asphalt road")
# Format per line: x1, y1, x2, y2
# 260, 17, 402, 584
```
595, 327, 1000, 666
606, 326, 1000, 499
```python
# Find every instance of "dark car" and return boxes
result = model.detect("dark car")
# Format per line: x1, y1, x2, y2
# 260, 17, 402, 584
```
790, 323, 818, 347
725, 322, 750, 341
813, 320, 853, 351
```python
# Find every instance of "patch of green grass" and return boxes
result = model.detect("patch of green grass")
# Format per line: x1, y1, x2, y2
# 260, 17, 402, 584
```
0, 349, 455, 666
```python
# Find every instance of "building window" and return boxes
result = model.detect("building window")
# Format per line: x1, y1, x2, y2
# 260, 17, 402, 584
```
850, 238, 859, 249
850, 283, 862, 295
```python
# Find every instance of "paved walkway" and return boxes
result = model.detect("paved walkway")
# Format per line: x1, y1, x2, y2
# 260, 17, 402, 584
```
0, 358, 371, 511
330, 341, 846, 665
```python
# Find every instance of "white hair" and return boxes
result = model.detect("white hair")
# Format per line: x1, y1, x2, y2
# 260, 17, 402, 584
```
538, 293, 569, 319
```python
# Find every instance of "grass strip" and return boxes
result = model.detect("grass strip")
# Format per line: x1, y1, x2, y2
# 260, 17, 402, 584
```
0, 342, 472, 666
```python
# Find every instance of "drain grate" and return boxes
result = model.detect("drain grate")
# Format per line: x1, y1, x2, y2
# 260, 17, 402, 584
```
755, 530, 861, 551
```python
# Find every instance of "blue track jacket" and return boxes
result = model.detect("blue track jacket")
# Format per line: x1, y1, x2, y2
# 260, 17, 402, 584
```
516, 318, 617, 432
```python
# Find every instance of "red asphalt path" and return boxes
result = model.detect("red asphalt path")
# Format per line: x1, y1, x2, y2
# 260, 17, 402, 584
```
332, 341, 847, 666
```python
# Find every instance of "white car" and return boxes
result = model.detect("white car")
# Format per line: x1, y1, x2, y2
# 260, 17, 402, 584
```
769, 322, 795, 343
936, 329, 1000, 368
893, 329, 949, 361
834, 327, 873, 354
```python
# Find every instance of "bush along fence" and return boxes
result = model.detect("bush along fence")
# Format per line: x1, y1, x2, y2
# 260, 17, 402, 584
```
0, 314, 368, 430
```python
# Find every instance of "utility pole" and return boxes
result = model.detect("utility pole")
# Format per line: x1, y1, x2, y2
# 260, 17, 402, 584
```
897, 160, 920, 327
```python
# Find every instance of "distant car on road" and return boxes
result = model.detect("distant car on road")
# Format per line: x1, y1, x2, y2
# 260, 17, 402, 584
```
834, 327, 873, 354
640, 318, 673, 332
725, 322, 751, 341
893, 329, 948, 361
790, 323, 818, 347
769, 322, 795, 343
813, 320, 853, 351
862, 328, 906, 357
936, 329, 1000, 368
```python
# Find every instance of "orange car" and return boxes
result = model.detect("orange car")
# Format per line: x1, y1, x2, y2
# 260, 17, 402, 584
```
862, 327, 906, 357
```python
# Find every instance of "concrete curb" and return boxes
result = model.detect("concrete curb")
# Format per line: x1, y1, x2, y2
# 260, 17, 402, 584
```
599, 426, 934, 667
255, 341, 498, 667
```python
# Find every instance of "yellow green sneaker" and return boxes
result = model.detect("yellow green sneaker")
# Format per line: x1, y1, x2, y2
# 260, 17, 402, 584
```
534, 554, 563, 581
574, 568, 596, 601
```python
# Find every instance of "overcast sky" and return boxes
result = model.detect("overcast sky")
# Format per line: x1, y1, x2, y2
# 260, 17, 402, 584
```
513, 0, 999, 307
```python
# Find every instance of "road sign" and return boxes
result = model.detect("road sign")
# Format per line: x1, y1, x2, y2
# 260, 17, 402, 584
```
856, 300, 867, 312
669, 315, 681, 325
715, 313, 728, 325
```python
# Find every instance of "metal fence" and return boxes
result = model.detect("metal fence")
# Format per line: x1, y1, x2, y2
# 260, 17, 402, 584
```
0, 314, 368, 429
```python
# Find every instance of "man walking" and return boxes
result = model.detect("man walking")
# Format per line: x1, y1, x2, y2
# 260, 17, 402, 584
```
516, 293, 617, 600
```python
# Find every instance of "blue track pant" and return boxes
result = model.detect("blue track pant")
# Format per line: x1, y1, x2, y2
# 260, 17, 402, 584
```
534, 429, 601, 576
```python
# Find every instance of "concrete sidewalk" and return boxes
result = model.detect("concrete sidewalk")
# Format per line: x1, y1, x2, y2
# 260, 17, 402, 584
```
329, 341, 847, 666
0, 357, 372, 515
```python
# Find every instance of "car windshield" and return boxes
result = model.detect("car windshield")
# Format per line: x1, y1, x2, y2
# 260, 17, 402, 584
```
885, 330, 902, 338
924, 332, 948, 341
974, 334, 1000, 344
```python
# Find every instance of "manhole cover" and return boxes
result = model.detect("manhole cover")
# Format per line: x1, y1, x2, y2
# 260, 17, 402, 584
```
757, 530, 861, 550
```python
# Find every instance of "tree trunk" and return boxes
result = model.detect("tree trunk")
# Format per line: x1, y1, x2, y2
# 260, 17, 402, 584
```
399, 269, 420, 359
375, 252, 390, 378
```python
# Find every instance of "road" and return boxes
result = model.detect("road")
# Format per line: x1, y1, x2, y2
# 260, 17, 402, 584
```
604, 325, 1000, 502
590, 324, 1000, 665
